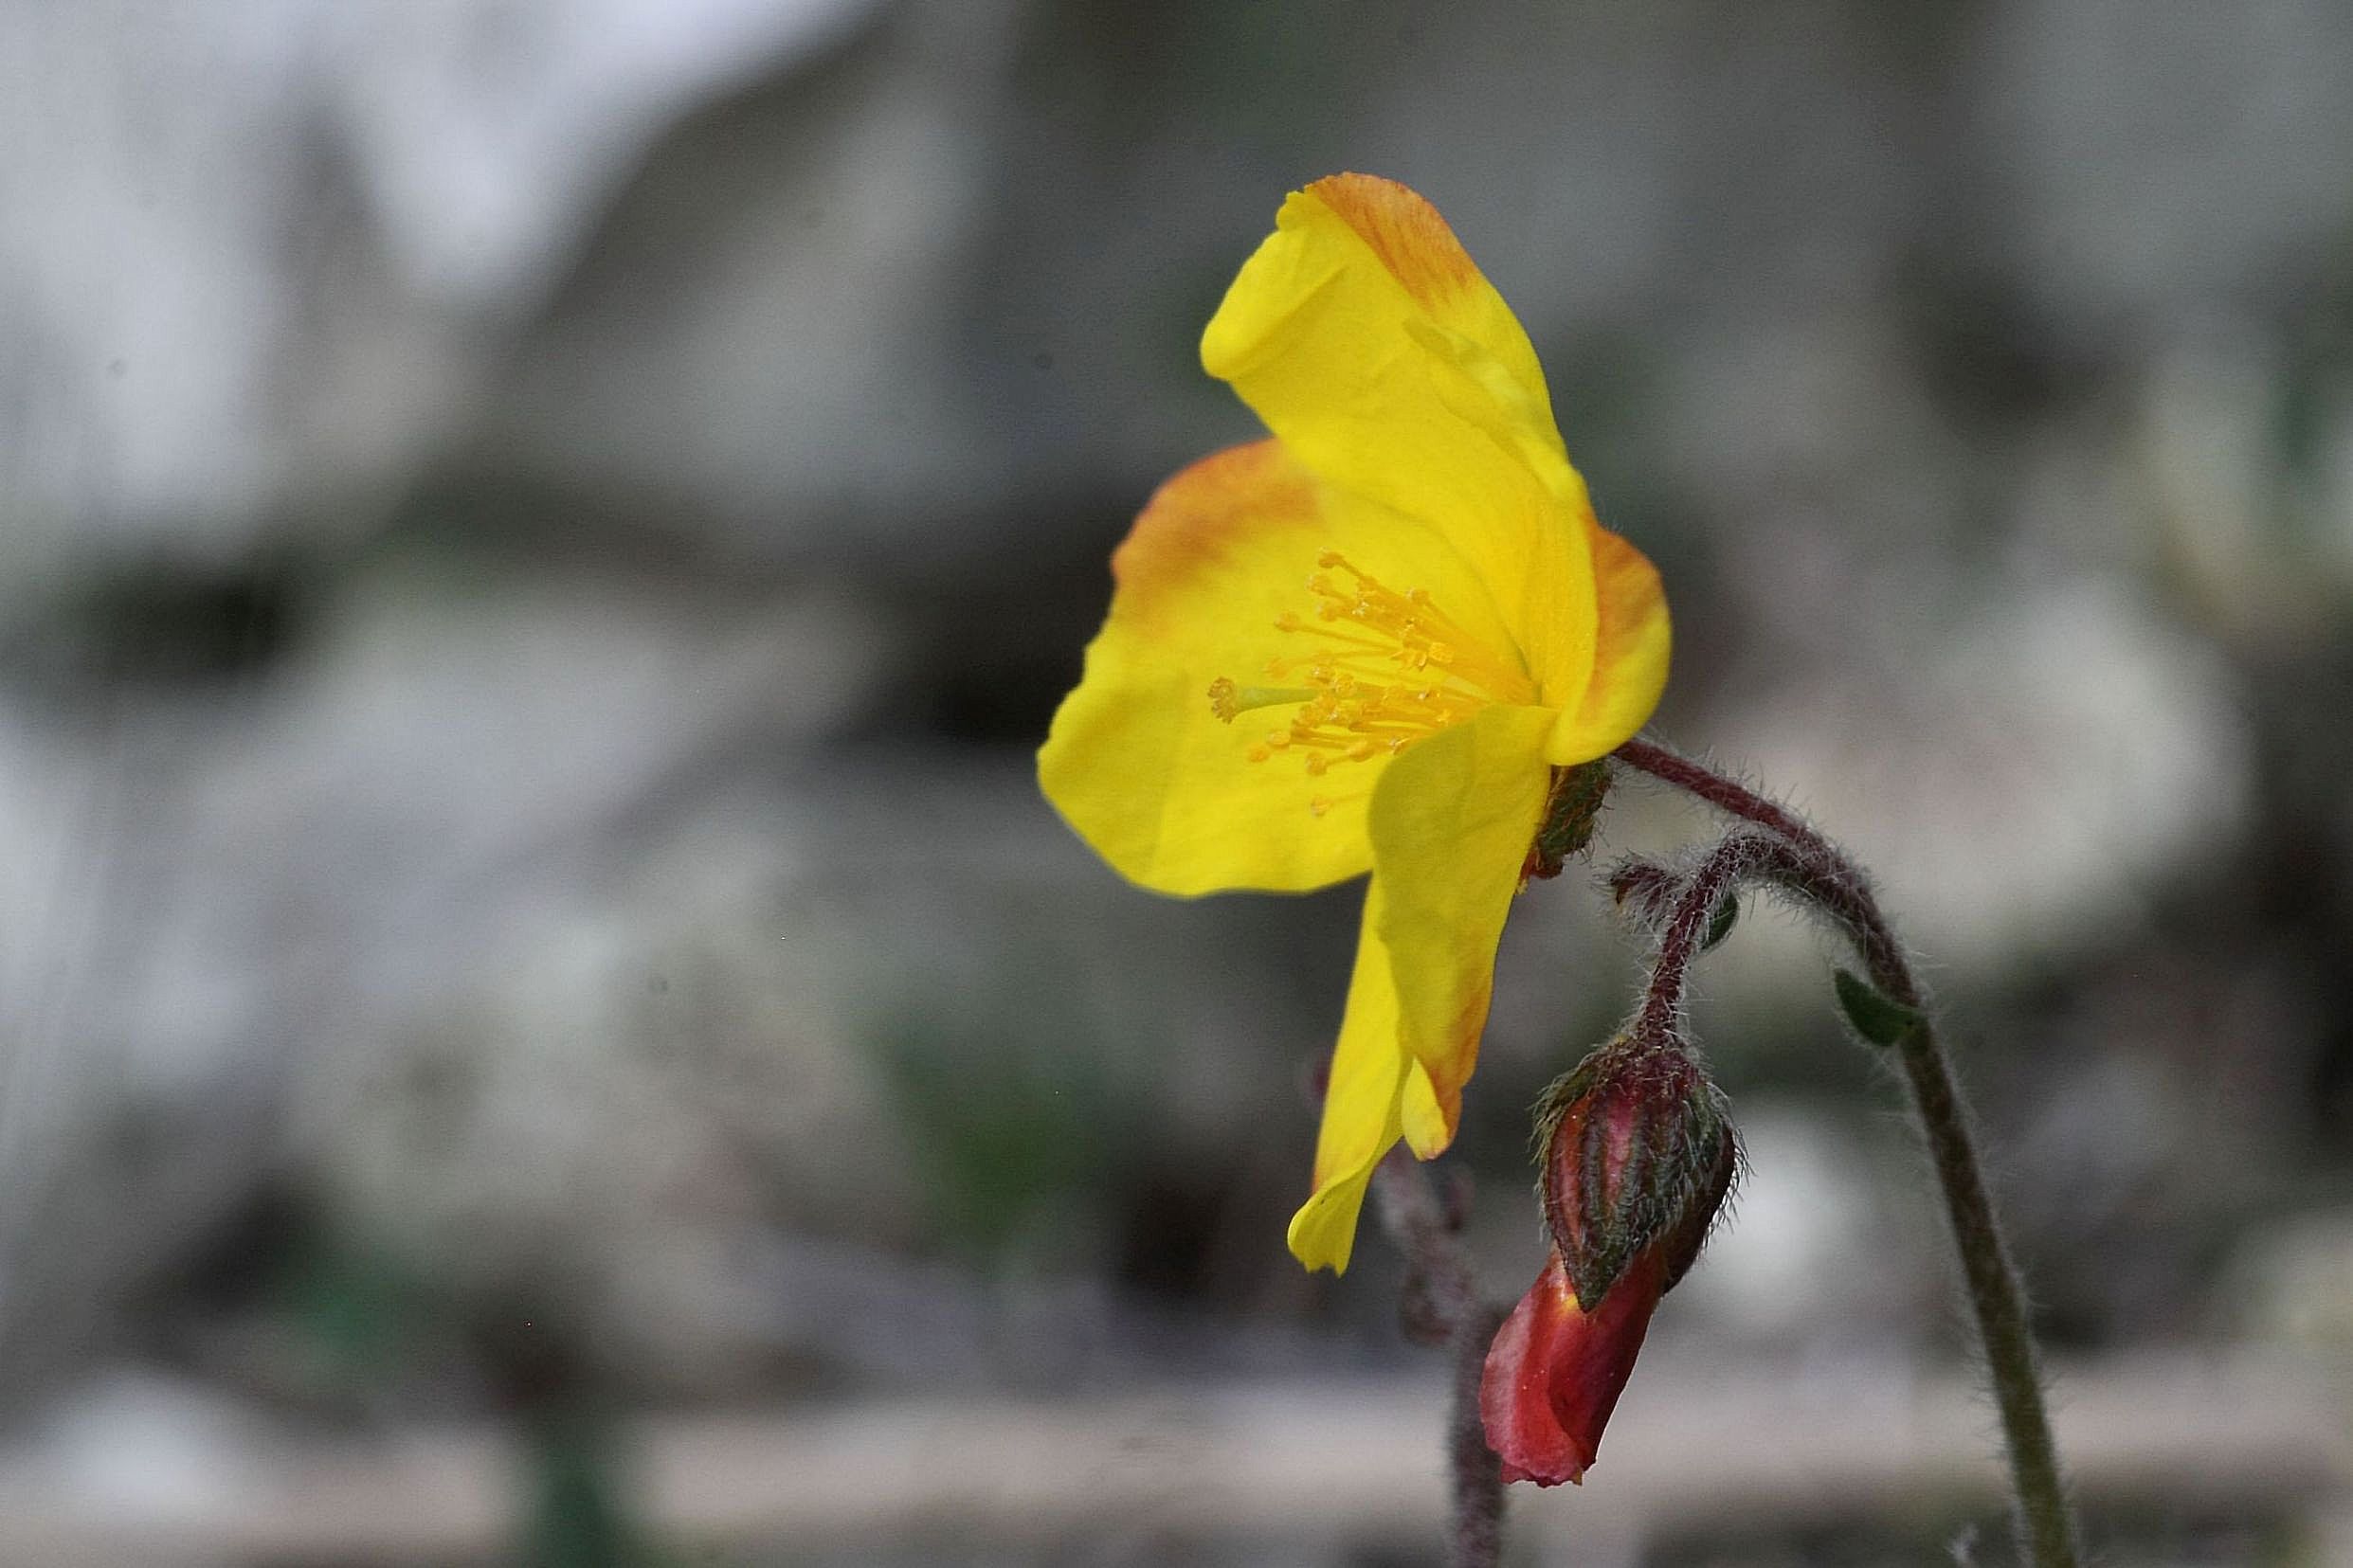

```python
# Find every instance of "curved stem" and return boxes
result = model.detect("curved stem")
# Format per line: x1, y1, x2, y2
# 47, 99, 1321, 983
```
1614, 739, 2081, 1568
1613, 738, 1833, 860
1630, 831, 1777, 1042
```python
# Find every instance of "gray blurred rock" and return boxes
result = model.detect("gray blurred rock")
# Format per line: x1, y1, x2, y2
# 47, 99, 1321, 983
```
1672, 1102, 1941, 1352
0, 561, 896, 1393
485, 1, 1023, 551
299, 837, 925, 1390
2231, 1208, 2353, 1354
1707, 578, 2252, 974
0, 0, 886, 605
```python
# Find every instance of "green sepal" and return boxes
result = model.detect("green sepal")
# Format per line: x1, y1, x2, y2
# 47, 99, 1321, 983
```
1834, 967, 1923, 1046
1521, 761, 1613, 882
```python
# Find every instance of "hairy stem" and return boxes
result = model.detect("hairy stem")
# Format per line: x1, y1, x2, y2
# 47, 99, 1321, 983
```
1891, 1023, 2079, 1568
1613, 738, 1833, 859
1631, 831, 1778, 1042
1614, 738, 2081, 1568
1372, 1154, 1506, 1568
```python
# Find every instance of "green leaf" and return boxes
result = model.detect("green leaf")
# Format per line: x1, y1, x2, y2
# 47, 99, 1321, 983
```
1701, 894, 1740, 951
1834, 967, 1923, 1046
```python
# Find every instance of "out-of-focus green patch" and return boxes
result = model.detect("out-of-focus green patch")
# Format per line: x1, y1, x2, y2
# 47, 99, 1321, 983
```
522, 1399, 674, 1568
870, 962, 1161, 1269
275, 1238, 431, 1392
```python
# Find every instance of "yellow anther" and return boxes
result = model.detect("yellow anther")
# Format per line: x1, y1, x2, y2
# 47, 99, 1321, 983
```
1210, 546, 1534, 781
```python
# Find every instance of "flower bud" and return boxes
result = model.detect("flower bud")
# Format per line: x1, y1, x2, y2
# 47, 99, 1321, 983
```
1480, 1036, 1737, 1486
1539, 1036, 1736, 1306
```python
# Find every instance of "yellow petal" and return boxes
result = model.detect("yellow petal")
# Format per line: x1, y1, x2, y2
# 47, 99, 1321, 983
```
1286, 880, 1408, 1274
1200, 175, 1598, 695
1545, 525, 1672, 765
1369, 703, 1559, 1153
1040, 439, 1519, 895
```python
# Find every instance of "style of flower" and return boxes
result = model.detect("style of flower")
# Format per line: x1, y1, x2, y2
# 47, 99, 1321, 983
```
1038, 174, 1672, 1272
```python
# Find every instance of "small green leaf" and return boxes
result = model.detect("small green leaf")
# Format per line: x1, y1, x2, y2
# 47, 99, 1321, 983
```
1701, 894, 1740, 951
1834, 967, 1923, 1046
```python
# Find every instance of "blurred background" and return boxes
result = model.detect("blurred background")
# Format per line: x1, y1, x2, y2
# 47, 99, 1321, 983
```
4, 1, 2352, 1562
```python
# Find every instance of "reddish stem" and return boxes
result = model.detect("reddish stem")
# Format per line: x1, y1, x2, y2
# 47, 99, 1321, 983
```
1611, 737, 2080, 1568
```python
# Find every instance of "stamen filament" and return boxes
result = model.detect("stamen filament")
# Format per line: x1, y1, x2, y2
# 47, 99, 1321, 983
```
1210, 548, 1537, 800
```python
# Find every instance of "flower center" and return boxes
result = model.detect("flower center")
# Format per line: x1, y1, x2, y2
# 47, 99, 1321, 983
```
1206, 551, 1532, 794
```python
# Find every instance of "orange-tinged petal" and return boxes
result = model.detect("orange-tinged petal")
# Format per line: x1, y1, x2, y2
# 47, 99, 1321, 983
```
1368, 703, 1558, 1153
1293, 173, 1559, 459
1200, 176, 1597, 695
1546, 525, 1672, 765
1286, 880, 1408, 1273
1040, 439, 1520, 895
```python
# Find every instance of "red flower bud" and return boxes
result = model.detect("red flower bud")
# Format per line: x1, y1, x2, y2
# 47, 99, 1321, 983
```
1480, 1037, 1736, 1486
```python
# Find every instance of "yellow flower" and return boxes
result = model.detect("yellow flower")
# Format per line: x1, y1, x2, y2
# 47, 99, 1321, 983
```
1038, 174, 1671, 1272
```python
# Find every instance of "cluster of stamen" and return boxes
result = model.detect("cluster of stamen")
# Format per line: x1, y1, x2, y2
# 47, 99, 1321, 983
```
1206, 551, 1533, 791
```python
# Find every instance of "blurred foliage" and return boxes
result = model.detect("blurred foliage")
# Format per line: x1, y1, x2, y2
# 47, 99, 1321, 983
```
872, 964, 1155, 1270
